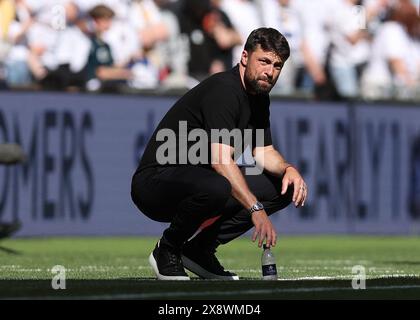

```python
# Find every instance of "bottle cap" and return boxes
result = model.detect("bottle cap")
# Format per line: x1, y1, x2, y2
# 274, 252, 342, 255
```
263, 244, 269, 250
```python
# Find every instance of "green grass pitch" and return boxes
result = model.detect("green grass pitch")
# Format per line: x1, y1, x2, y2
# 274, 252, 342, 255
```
1, 236, 420, 299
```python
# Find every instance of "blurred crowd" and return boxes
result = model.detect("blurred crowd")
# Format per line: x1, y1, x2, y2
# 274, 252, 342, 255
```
0, 0, 419, 100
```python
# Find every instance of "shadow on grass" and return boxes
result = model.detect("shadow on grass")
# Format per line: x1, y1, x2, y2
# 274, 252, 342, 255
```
1, 277, 420, 300
0, 245, 21, 255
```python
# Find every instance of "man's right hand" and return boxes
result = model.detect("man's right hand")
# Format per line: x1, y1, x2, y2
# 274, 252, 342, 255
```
251, 210, 277, 248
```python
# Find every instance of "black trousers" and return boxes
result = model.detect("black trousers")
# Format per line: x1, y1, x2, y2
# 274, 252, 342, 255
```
131, 165, 293, 249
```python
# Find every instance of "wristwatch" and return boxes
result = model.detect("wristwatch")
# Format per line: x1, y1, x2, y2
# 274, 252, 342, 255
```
249, 201, 264, 214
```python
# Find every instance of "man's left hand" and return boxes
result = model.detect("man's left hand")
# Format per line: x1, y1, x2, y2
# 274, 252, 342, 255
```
281, 166, 307, 207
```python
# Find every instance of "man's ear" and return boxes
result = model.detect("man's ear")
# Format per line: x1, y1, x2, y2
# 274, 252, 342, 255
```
240, 50, 248, 67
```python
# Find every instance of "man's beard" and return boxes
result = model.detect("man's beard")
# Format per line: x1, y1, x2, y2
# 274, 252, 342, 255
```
245, 71, 275, 94
248, 78, 274, 94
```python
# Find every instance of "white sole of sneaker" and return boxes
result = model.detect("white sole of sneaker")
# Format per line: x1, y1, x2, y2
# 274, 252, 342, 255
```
181, 255, 239, 280
148, 252, 190, 281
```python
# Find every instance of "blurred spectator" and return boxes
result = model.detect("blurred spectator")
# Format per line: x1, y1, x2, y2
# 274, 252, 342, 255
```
179, 0, 242, 81
128, 0, 195, 89
130, 0, 169, 52
154, 0, 190, 89
204, 0, 242, 74
259, 0, 304, 95
364, 0, 394, 32
25, 0, 67, 88
328, 0, 370, 99
29, 1, 91, 90
102, 19, 140, 69
361, 0, 420, 100
128, 0, 173, 88
0, 0, 14, 57
294, 0, 339, 100
2, 0, 32, 86
0, 0, 14, 36
221, 0, 262, 65
72, 0, 131, 19
85, 4, 132, 91
0, 0, 419, 100
0, 0, 15, 86
4, 21, 32, 87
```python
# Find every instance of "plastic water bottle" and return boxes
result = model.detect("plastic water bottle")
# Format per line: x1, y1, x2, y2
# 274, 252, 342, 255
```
261, 244, 278, 280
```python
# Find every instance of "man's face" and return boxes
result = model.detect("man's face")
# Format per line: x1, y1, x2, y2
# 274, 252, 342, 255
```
242, 45, 284, 94
94, 17, 113, 33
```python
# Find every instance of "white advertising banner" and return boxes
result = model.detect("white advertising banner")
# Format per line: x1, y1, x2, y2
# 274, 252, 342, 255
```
0, 92, 171, 236
0, 93, 419, 236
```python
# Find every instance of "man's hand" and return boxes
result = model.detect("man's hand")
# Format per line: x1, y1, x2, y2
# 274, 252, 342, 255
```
251, 210, 276, 248
281, 166, 307, 207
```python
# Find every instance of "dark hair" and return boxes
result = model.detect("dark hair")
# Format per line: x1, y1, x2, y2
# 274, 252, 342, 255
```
89, 5, 115, 20
244, 28, 290, 62
389, 0, 420, 38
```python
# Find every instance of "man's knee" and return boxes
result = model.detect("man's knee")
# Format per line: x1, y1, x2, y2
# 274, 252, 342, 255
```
199, 174, 232, 206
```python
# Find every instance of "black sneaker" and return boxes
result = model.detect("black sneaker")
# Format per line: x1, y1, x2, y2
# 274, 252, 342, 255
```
149, 241, 190, 280
181, 241, 239, 280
